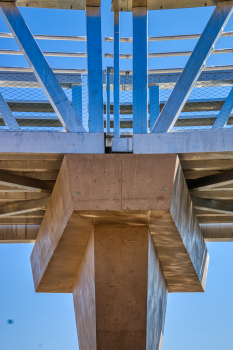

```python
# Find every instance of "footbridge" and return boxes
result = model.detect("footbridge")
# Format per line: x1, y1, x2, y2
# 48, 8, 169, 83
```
0, 0, 232, 349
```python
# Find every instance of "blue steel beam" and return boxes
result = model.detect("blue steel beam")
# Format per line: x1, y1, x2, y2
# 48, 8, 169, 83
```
72, 84, 83, 124
212, 87, 233, 129
114, 11, 120, 138
0, 2, 85, 133
106, 67, 111, 135
133, 6, 148, 134
0, 91, 20, 130
149, 85, 159, 131
86, 6, 104, 133
151, 1, 233, 133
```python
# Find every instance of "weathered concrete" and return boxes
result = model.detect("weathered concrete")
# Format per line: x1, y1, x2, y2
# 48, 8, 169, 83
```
0, 224, 39, 243
72, 226, 168, 350
31, 154, 208, 293
112, 0, 218, 11
201, 223, 233, 241
15, 0, 101, 10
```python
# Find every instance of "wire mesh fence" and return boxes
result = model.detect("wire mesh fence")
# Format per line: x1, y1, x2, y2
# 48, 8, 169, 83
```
0, 71, 90, 132
1, 68, 233, 134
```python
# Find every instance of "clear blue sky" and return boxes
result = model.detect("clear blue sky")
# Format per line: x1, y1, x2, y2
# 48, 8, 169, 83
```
0, 1, 233, 349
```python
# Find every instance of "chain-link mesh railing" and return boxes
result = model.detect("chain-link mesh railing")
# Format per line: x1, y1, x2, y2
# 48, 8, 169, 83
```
0, 71, 89, 132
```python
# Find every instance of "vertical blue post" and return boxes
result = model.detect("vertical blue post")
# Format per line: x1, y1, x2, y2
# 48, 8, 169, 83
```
72, 84, 82, 124
86, 6, 104, 133
133, 7, 148, 134
149, 85, 160, 131
106, 67, 111, 135
114, 11, 120, 137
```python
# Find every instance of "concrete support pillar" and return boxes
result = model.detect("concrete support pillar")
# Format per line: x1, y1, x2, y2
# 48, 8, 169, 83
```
149, 85, 160, 131
31, 154, 209, 350
86, 6, 104, 133
133, 6, 148, 134
73, 226, 167, 350
114, 11, 120, 137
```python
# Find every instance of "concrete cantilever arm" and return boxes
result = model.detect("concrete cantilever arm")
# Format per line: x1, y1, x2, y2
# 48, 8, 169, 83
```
0, 2, 85, 133
151, 1, 233, 133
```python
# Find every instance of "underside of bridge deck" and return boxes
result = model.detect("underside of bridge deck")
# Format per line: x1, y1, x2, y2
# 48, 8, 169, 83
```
0, 137, 232, 243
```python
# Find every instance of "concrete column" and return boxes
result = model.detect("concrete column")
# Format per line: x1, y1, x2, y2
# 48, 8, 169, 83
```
133, 7, 148, 134
30, 154, 209, 350
73, 225, 167, 350
86, 6, 104, 133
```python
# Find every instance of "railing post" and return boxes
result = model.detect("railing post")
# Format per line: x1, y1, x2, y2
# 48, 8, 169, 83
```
133, 6, 148, 134
114, 11, 120, 137
106, 67, 111, 135
86, 6, 104, 133
149, 85, 160, 131
72, 83, 82, 124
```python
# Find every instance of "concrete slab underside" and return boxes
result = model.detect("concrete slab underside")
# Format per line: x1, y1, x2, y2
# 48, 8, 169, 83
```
30, 154, 209, 349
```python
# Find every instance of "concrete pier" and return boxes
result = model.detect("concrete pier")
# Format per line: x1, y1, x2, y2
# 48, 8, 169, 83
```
30, 154, 209, 350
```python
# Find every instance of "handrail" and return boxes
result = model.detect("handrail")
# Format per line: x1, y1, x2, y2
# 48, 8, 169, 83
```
0, 64, 233, 75
0, 49, 87, 57
105, 48, 233, 59
0, 32, 86, 41
104, 31, 233, 42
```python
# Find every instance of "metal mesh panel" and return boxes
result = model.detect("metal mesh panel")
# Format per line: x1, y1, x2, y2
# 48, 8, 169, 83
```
120, 73, 133, 135
0, 71, 89, 132
149, 69, 233, 132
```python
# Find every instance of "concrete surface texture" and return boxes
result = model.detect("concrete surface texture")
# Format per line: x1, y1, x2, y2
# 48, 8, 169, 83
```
30, 154, 209, 349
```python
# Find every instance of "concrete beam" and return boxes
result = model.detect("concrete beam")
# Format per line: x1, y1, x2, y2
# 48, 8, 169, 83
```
0, 224, 39, 243
0, 2, 85, 132
188, 170, 233, 190
15, 0, 101, 10
201, 223, 233, 241
151, 1, 233, 133
0, 197, 49, 218
112, 0, 218, 11
0, 170, 54, 192
191, 196, 233, 215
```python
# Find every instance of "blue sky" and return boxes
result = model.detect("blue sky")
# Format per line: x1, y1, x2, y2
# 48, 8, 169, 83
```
0, 2, 232, 349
